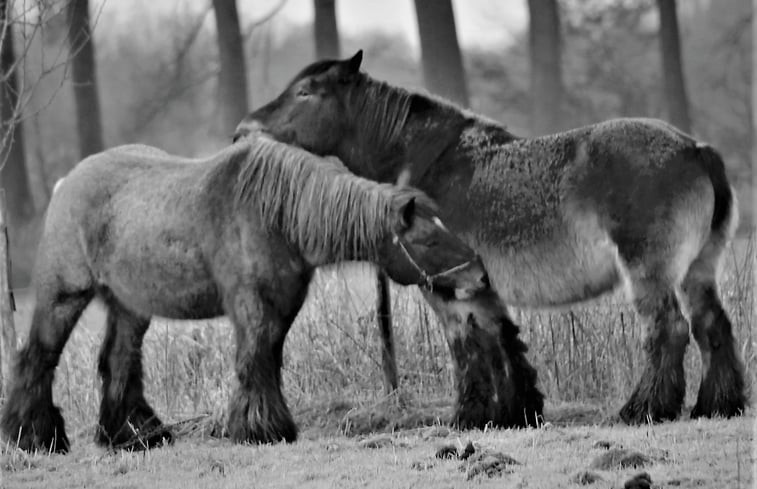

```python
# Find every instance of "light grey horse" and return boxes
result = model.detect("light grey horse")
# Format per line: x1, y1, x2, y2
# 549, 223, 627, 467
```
1, 136, 490, 452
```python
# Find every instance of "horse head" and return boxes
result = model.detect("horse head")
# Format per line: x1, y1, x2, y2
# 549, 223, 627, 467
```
235, 51, 366, 157
380, 196, 489, 299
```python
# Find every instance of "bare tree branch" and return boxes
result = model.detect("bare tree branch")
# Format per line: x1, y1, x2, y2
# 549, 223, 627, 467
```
243, 0, 287, 37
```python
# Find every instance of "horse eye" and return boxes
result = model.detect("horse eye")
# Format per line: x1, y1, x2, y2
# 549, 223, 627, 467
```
296, 88, 310, 98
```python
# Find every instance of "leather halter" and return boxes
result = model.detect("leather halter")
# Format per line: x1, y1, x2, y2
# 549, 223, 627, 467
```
391, 233, 476, 290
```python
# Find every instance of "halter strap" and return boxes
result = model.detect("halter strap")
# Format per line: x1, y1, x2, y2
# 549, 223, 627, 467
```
392, 234, 475, 291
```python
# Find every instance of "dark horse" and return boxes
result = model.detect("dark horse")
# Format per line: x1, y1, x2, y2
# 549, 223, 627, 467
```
1, 136, 491, 452
236, 51, 747, 426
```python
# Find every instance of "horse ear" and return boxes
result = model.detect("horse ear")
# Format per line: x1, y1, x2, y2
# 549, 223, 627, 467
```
399, 197, 416, 228
345, 50, 363, 74
395, 168, 411, 187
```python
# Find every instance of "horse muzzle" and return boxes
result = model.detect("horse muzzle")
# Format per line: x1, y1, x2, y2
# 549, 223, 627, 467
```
431, 255, 491, 300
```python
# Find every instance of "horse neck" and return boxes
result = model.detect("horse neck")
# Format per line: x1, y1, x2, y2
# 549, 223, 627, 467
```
341, 82, 513, 190
405, 114, 518, 232
255, 166, 410, 268
338, 81, 463, 181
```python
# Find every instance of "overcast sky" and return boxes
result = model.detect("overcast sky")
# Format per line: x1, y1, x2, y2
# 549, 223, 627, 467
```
249, 0, 527, 49
104, 0, 528, 53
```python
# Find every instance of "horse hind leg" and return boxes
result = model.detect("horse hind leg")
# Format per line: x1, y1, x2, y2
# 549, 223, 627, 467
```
96, 295, 171, 450
0, 284, 93, 453
619, 265, 691, 424
681, 237, 746, 418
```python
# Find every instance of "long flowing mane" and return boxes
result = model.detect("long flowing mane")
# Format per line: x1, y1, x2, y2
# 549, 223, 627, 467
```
226, 137, 433, 262
347, 79, 414, 156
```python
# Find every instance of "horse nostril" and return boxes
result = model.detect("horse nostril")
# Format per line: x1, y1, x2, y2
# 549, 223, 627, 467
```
480, 272, 491, 288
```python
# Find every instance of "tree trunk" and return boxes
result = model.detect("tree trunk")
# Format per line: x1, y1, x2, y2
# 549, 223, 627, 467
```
68, 0, 104, 159
0, 189, 17, 396
413, 0, 469, 107
657, 0, 692, 133
314, 0, 340, 59
0, 0, 34, 224
752, 0, 757, 232
528, 0, 564, 135
212, 0, 249, 137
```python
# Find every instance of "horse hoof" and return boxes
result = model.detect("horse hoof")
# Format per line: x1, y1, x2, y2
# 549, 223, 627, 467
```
229, 420, 298, 445
619, 400, 678, 425
1, 403, 70, 454
228, 390, 298, 444
12, 429, 70, 454
96, 409, 173, 451
690, 399, 745, 419
112, 428, 173, 451
97, 425, 174, 451
228, 411, 298, 444
690, 363, 746, 419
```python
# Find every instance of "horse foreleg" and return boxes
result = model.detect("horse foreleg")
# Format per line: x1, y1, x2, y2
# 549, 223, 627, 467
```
620, 277, 690, 424
1, 288, 92, 453
423, 289, 543, 429
226, 292, 298, 444
96, 297, 170, 450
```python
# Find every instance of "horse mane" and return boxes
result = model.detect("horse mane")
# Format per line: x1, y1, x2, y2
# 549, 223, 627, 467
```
345, 77, 518, 168
347, 79, 414, 158
227, 137, 434, 262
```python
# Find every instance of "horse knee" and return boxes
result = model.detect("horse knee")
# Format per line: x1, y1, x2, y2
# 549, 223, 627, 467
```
683, 284, 732, 350
634, 291, 689, 352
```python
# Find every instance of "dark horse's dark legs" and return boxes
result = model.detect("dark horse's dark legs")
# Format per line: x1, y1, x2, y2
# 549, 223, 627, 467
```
226, 290, 301, 444
1, 288, 92, 453
620, 276, 690, 424
96, 296, 171, 450
682, 260, 746, 418
424, 289, 543, 429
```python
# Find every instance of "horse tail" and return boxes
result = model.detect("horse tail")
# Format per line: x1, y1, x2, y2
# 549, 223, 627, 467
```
695, 143, 738, 236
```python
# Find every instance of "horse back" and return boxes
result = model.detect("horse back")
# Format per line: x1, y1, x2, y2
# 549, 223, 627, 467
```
37, 145, 231, 318
461, 117, 731, 306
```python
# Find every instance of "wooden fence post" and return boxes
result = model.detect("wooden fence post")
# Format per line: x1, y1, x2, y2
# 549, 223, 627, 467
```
0, 188, 17, 397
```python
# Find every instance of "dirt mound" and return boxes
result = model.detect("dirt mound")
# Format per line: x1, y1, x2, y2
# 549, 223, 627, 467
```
459, 450, 520, 480
590, 448, 651, 470
296, 395, 451, 438
571, 470, 603, 485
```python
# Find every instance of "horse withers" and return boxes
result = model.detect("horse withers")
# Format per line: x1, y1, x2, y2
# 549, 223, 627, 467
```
236, 51, 747, 426
1, 137, 490, 453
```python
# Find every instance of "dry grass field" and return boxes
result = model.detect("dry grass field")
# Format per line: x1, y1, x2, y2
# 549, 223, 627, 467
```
1, 237, 755, 488
2, 414, 753, 488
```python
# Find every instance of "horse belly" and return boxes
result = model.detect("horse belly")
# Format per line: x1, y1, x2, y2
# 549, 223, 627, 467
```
101, 242, 222, 320
111, 278, 222, 320
472, 214, 623, 308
